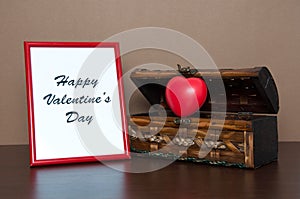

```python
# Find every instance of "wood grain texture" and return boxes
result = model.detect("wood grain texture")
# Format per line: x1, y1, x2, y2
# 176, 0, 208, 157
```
130, 116, 252, 131
130, 67, 262, 78
0, 144, 299, 199
130, 67, 279, 114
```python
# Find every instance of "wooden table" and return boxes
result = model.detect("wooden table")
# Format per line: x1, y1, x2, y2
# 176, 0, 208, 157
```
0, 143, 300, 199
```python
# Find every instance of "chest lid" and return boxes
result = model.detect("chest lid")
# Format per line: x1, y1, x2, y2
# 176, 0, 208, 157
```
130, 66, 279, 114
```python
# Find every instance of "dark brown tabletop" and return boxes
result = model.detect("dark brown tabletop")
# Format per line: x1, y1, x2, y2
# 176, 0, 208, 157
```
0, 143, 299, 199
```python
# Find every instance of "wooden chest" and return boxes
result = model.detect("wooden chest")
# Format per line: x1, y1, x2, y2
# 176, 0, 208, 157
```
128, 66, 279, 168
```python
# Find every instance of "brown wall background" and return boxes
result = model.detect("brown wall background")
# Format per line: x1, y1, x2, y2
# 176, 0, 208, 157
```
0, 0, 299, 144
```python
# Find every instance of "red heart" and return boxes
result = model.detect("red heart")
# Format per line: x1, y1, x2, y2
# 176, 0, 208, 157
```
165, 76, 207, 117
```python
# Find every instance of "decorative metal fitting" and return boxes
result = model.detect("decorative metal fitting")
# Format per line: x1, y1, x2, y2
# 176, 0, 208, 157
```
177, 64, 197, 76
172, 137, 194, 147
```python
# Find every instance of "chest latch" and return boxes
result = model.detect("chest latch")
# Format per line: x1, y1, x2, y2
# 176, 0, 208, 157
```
237, 112, 253, 120
173, 118, 191, 125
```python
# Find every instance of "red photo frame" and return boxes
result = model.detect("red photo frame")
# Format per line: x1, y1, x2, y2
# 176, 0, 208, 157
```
24, 42, 130, 166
